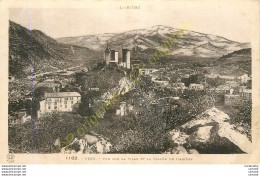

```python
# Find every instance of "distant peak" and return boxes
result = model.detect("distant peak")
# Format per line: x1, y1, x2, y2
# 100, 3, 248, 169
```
152, 25, 168, 28
150, 25, 170, 30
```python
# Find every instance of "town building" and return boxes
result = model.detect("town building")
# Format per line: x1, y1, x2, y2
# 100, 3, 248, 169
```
9, 115, 20, 125
36, 79, 61, 91
9, 110, 31, 125
152, 77, 169, 87
225, 81, 239, 88
189, 83, 204, 90
141, 69, 158, 75
219, 75, 235, 81
206, 73, 219, 79
224, 94, 241, 106
116, 102, 134, 117
116, 102, 127, 116
239, 88, 252, 101
213, 85, 233, 94
172, 83, 186, 90
37, 92, 81, 118
237, 74, 250, 84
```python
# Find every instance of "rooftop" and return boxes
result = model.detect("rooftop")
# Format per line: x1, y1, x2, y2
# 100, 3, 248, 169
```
44, 92, 81, 98
190, 83, 203, 86
240, 89, 252, 93
225, 94, 240, 97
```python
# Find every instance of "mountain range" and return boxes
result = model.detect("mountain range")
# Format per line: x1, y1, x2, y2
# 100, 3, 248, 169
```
57, 25, 249, 58
9, 21, 250, 78
9, 21, 101, 78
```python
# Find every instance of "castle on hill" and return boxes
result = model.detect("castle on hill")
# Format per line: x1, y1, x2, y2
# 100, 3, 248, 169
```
104, 44, 131, 69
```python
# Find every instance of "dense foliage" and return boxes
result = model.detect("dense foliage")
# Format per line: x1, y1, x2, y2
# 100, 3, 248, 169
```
9, 112, 86, 153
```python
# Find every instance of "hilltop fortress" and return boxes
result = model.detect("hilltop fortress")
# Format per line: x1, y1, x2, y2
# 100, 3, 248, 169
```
104, 44, 131, 69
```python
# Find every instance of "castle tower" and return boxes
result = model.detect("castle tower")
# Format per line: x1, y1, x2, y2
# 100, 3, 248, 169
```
110, 50, 118, 63
104, 44, 111, 65
122, 49, 131, 69
126, 50, 131, 69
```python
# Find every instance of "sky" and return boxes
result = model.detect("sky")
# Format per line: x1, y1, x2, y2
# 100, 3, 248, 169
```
9, 1, 252, 43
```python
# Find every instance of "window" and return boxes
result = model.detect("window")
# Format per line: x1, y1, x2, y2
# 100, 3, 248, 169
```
71, 101, 73, 104
54, 102, 57, 105
54, 106, 57, 110
48, 106, 51, 109
65, 101, 67, 104
65, 105, 67, 108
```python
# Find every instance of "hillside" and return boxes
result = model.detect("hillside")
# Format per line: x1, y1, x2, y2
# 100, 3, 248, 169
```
9, 21, 101, 78
211, 48, 251, 76
57, 25, 249, 59
218, 48, 251, 63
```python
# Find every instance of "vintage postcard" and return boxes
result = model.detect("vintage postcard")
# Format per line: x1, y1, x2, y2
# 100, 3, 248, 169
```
0, 0, 259, 164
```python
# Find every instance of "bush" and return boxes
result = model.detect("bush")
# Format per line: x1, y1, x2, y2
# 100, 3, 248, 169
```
93, 108, 167, 154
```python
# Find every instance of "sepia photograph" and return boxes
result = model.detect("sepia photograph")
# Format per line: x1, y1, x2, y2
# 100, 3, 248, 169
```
0, 0, 259, 164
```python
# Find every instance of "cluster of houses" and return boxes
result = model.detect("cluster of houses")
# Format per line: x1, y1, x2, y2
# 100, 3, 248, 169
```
8, 48, 252, 125
207, 73, 251, 84
8, 70, 79, 125
9, 91, 82, 125
142, 67, 252, 107
224, 88, 252, 106
171, 82, 204, 91
35, 75, 76, 91
206, 73, 251, 106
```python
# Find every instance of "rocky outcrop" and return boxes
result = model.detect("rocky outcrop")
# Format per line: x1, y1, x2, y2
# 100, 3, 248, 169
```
118, 77, 135, 95
166, 107, 252, 154
61, 133, 112, 154
102, 76, 134, 100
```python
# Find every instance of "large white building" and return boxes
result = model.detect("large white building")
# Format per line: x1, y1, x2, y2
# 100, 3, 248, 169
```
38, 92, 81, 118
